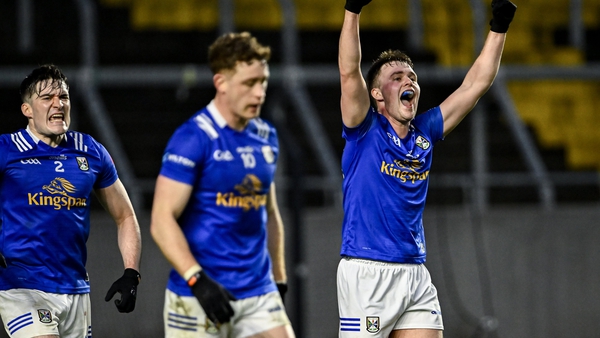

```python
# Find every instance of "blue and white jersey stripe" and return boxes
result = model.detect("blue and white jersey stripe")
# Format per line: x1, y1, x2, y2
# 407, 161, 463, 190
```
253, 118, 270, 139
10, 132, 33, 152
194, 114, 219, 140
69, 131, 88, 152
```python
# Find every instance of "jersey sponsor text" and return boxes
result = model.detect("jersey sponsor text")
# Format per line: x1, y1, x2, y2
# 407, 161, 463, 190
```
28, 178, 88, 210
380, 160, 430, 184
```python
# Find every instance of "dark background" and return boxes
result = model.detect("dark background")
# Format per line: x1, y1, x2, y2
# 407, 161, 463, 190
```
2, 1, 600, 337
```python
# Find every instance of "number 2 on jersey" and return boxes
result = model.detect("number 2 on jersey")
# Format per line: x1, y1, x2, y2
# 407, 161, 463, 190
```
54, 161, 65, 172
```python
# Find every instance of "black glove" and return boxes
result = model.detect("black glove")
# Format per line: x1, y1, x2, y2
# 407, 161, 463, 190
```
277, 283, 288, 303
189, 270, 237, 325
489, 0, 517, 33
0, 253, 6, 268
344, 0, 372, 14
104, 268, 140, 313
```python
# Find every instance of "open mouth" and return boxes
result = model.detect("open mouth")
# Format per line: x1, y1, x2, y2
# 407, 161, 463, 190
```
49, 113, 64, 122
247, 104, 261, 113
401, 90, 415, 107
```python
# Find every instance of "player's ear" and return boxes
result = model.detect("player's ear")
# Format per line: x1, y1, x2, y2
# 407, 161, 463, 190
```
371, 88, 383, 102
213, 73, 227, 93
21, 102, 33, 118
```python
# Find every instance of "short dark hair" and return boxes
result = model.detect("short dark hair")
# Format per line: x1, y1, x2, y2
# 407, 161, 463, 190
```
366, 50, 414, 108
20, 64, 69, 103
208, 32, 271, 74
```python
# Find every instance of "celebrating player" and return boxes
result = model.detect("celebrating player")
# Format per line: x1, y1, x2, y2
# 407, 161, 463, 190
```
336, 0, 516, 337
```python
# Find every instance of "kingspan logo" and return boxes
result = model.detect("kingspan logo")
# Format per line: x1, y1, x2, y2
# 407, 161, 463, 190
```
380, 158, 430, 184
28, 177, 88, 210
215, 174, 267, 211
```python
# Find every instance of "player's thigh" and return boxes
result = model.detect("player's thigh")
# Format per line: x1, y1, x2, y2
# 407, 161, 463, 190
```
389, 328, 442, 338
163, 289, 230, 338
233, 291, 293, 338
60, 293, 92, 338
0, 289, 76, 338
163, 289, 292, 338
395, 267, 443, 332
244, 323, 295, 338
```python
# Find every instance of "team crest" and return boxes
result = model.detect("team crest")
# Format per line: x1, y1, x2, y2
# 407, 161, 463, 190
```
415, 135, 430, 150
366, 316, 380, 333
37, 309, 52, 324
261, 145, 275, 164
76, 156, 89, 171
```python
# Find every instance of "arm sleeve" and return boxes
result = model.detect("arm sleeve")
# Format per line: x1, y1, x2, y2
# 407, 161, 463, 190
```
93, 139, 119, 189
342, 107, 376, 141
416, 106, 445, 143
159, 123, 209, 185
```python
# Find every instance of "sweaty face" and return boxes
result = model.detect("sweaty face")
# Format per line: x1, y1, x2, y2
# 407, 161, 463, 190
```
376, 61, 420, 123
222, 60, 269, 129
22, 80, 71, 144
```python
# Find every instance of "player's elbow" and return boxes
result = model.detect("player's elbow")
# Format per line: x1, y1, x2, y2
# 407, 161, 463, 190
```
149, 214, 167, 243
149, 221, 160, 244
339, 68, 362, 84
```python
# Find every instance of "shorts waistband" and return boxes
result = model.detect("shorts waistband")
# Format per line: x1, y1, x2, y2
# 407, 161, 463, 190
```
342, 256, 422, 267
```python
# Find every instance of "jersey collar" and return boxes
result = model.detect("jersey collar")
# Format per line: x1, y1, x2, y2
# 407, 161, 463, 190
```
206, 100, 227, 129
25, 125, 40, 144
25, 126, 69, 146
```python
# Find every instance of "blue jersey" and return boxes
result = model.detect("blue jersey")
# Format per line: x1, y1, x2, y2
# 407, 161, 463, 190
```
160, 101, 279, 300
0, 128, 118, 294
341, 107, 444, 263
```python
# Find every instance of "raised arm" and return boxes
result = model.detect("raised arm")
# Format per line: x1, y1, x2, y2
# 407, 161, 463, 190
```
339, 0, 372, 127
439, 0, 516, 137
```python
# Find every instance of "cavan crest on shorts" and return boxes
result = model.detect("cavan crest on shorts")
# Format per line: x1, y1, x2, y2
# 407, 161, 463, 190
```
366, 316, 380, 333
37, 309, 52, 324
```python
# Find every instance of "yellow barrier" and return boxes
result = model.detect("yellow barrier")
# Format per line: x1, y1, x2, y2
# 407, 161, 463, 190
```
508, 80, 600, 170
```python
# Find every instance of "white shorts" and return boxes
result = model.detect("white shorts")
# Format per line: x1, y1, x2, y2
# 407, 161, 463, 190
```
0, 289, 92, 338
163, 289, 291, 338
337, 257, 443, 337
